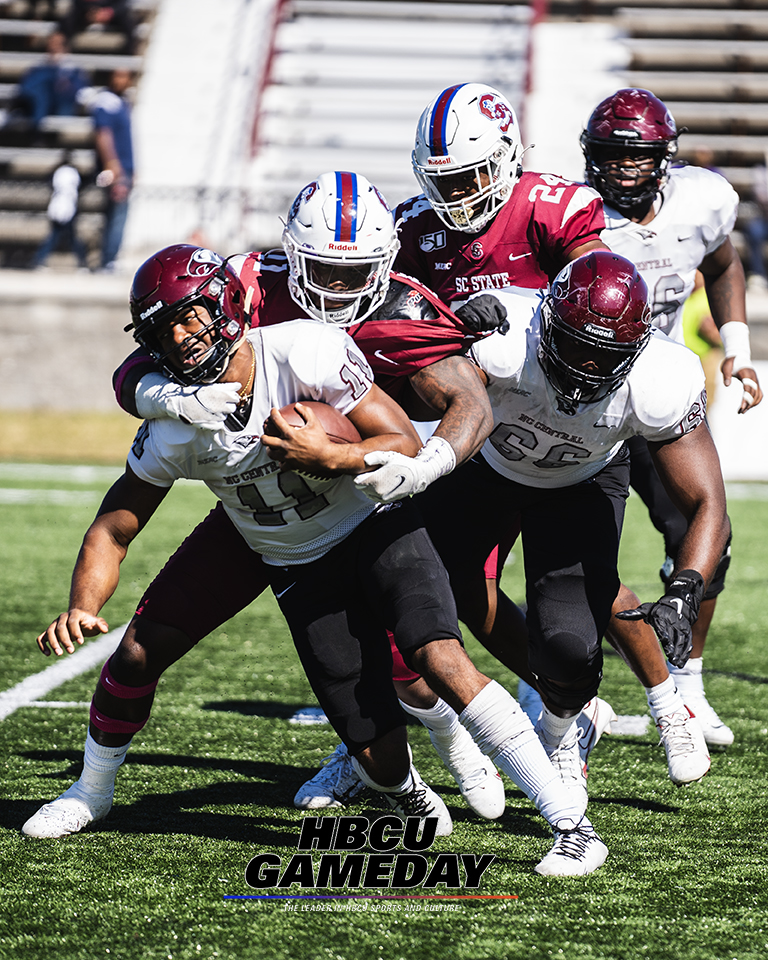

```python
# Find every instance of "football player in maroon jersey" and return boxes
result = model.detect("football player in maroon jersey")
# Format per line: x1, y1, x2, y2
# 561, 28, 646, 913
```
395, 83, 607, 315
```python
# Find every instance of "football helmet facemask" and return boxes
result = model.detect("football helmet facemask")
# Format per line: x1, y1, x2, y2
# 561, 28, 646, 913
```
128, 244, 252, 385
282, 171, 399, 325
538, 250, 652, 408
412, 82, 523, 233
580, 88, 678, 210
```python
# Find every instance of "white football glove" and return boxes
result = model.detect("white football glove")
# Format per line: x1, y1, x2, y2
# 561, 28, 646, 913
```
134, 372, 241, 430
354, 436, 457, 503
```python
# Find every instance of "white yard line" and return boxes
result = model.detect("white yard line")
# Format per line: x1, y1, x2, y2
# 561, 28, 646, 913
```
0, 626, 126, 721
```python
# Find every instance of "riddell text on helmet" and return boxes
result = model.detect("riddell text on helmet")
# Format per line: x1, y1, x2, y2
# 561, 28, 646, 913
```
244, 815, 496, 890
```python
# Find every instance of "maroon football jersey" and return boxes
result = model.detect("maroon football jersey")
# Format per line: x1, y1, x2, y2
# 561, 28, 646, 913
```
242, 252, 478, 378
394, 171, 606, 306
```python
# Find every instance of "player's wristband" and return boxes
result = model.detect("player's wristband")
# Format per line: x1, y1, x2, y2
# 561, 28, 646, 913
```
719, 321, 752, 374
664, 569, 705, 623
415, 436, 457, 481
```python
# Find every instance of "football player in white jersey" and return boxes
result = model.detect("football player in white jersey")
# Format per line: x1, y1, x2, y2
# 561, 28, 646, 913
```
579, 88, 763, 750
23, 243, 608, 876
364, 251, 729, 815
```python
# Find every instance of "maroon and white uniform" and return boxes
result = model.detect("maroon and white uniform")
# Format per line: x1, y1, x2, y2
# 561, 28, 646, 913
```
128, 321, 376, 565
469, 297, 707, 489
599, 166, 738, 342
394, 172, 605, 310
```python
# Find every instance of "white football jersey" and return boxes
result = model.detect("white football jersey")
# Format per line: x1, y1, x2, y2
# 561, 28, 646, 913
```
600, 166, 738, 343
128, 320, 376, 565
468, 303, 706, 488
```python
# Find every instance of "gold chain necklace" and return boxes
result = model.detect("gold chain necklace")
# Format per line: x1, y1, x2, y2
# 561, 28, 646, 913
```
238, 339, 256, 404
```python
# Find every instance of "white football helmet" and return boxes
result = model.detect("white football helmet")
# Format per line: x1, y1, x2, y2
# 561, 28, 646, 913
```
412, 83, 523, 233
282, 171, 400, 325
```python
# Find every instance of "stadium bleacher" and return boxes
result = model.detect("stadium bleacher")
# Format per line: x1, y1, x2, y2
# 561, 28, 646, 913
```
0, 0, 153, 269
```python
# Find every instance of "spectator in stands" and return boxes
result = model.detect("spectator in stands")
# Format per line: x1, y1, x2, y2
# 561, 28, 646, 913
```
15, 31, 87, 130
744, 161, 768, 291
59, 0, 137, 55
92, 68, 134, 273
33, 150, 89, 271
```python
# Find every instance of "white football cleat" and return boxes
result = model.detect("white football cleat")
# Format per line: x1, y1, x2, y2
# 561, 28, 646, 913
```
578, 696, 618, 763
535, 698, 615, 817
293, 743, 366, 810
536, 725, 588, 819
669, 663, 734, 749
682, 695, 734, 749
383, 766, 453, 837
517, 679, 543, 725
653, 706, 711, 785
535, 817, 608, 877
22, 782, 113, 838
428, 723, 505, 819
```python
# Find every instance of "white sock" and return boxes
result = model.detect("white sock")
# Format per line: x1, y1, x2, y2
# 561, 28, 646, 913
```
537, 707, 579, 746
351, 756, 414, 794
669, 657, 705, 697
459, 681, 583, 826
399, 697, 458, 736
78, 732, 131, 797
645, 675, 685, 719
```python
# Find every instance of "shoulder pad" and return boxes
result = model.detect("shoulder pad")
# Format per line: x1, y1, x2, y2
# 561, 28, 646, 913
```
396, 195, 432, 223
371, 278, 440, 323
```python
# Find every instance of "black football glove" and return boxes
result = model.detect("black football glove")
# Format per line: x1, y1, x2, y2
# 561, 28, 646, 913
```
455, 294, 510, 335
614, 570, 705, 668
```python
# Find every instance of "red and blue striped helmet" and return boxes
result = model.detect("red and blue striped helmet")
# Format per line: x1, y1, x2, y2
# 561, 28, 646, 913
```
282, 171, 400, 325
412, 83, 523, 233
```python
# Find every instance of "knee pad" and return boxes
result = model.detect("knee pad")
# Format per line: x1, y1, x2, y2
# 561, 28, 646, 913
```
535, 671, 602, 713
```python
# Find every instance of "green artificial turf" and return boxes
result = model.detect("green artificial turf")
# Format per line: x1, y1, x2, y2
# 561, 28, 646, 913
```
1, 467, 767, 960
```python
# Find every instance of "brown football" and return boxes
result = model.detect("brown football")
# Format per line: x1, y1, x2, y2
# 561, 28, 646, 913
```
264, 400, 361, 444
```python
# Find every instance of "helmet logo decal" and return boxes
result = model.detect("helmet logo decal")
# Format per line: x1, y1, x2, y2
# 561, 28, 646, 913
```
478, 93, 515, 134
372, 185, 389, 211
334, 171, 358, 243
288, 181, 318, 223
428, 83, 465, 155
186, 247, 223, 277
139, 300, 165, 321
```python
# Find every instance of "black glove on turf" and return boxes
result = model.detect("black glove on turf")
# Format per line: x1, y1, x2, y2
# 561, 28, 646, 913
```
614, 570, 705, 668
455, 295, 509, 335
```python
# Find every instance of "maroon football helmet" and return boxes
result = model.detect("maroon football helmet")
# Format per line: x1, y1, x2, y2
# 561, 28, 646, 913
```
580, 88, 678, 209
128, 244, 252, 385
538, 250, 652, 408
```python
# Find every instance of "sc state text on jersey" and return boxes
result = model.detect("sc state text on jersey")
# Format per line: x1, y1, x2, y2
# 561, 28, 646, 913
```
455, 272, 512, 294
